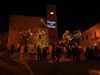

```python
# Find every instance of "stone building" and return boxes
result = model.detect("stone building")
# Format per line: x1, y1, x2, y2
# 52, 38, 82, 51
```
79, 23, 100, 50
8, 5, 59, 50
0, 31, 8, 48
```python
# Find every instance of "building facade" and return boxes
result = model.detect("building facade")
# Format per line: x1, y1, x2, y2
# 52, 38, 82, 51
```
8, 5, 58, 50
79, 23, 100, 50
46, 5, 58, 44
0, 31, 8, 48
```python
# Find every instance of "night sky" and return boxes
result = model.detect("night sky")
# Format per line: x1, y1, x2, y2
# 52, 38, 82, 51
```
1, 0, 100, 39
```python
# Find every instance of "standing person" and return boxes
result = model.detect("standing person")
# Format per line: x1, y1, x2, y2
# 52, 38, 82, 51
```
45, 46, 49, 53
77, 47, 81, 61
72, 47, 75, 60
43, 47, 47, 59
37, 45, 41, 61
59, 45, 62, 54
50, 43, 56, 61
52, 42, 55, 50
56, 44, 60, 62
75, 46, 78, 60
89, 47, 94, 60
94, 50, 97, 60
50, 48, 55, 60
18, 43, 21, 52
67, 46, 70, 58
85, 48, 89, 61
11, 44, 14, 55
61, 41, 63, 46
17, 43, 20, 52
69, 47, 71, 58
97, 49, 100, 60
19, 43, 21, 52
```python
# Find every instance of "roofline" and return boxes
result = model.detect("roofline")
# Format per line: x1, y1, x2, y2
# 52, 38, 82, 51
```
10, 14, 46, 18
82, 22, 100, 34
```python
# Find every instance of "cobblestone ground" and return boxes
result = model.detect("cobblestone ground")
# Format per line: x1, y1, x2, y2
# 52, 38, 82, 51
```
0, 66, 24, 75
1, 49, 100, 75
27, 60, 100, 75
0, 50, 30, 75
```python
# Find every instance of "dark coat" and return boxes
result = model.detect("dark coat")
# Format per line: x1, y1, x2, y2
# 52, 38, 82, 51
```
56, 47, 60, 57
37, 46, 41, 54
72, 48, 75, 55
11, 44, 14, 50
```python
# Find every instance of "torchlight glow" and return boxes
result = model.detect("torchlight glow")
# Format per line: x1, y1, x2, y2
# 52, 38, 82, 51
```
50, 12, 54, 14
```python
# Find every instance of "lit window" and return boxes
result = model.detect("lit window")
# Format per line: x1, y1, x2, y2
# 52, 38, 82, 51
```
50, 9, 54, 14
50, 12, 54, 14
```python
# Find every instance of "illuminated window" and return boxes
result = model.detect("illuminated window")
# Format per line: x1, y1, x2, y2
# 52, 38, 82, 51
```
50, 12, 54, 14
50, 9, 54, 14
86, 35, 88, 40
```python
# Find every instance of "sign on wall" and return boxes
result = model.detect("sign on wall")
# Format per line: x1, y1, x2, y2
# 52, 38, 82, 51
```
47, 20, 56, 28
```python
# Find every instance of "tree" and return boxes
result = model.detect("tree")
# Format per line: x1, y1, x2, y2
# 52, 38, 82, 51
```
73, 30, 81, 38
62, 30, 81, 45
39, 19, 48, 49
73, 30, 81, 45
62, 30, 72, 44
19, 28, 37, 52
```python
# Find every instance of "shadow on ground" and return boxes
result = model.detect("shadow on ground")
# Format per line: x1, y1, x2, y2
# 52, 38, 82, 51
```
27, 60, 100, 75
0, 51, 30, 74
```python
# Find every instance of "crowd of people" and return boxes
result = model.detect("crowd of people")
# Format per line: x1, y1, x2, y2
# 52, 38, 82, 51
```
37, 42, 100, 62
37, 42, 65, 62
11, 42, 100, 62
37, 45, 49, 61
84, 47, 100, 61
36, 42, 82, 62
65, 45, 100, 61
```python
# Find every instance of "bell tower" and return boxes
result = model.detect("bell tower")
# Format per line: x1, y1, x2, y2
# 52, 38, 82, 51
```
46, 5, 58, 44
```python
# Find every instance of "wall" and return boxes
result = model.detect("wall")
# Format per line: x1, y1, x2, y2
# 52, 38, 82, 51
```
8, 5, 59, 50
0, 31, 8, 49
79, 23, 100, 49
8, 15, 46, 50
46, 5, 59, 44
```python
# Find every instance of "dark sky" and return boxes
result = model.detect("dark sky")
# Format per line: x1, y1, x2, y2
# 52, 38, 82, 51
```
1, 0, 100, 39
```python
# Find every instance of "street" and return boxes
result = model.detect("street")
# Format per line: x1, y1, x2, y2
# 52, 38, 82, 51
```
27, 60, 100, 75
0, 50, 100, 75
